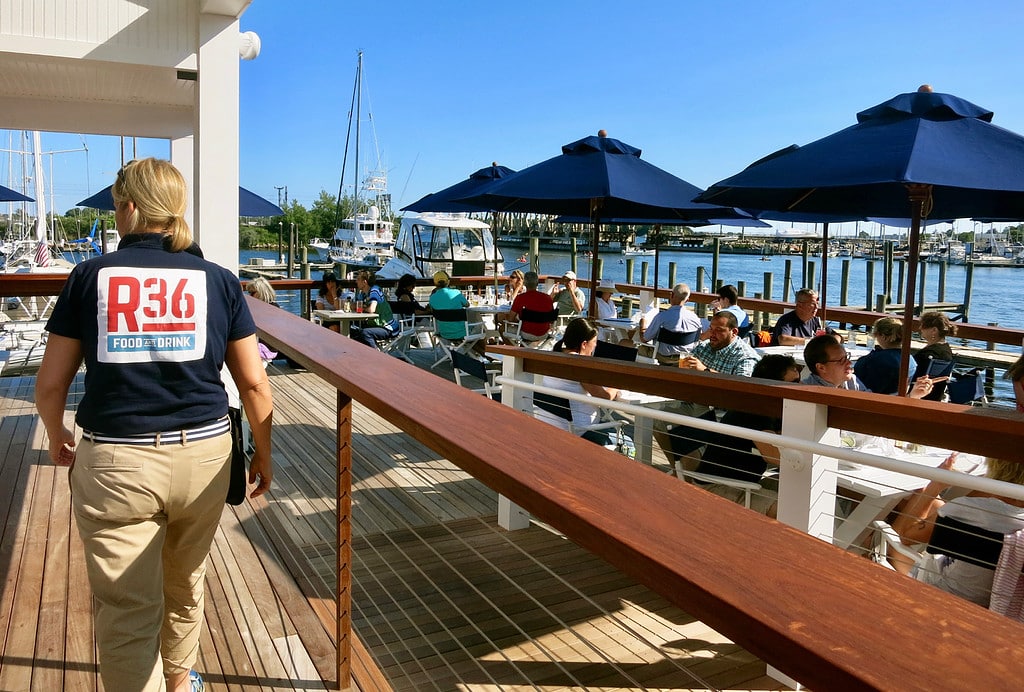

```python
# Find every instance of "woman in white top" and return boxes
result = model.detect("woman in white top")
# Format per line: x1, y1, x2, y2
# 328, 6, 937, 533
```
594, 279, 618, 320
538, 318, 619, 444
893, 455, 1024, 606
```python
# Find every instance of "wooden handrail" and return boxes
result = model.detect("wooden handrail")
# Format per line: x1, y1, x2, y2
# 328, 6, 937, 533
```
250, 298, 1024, 690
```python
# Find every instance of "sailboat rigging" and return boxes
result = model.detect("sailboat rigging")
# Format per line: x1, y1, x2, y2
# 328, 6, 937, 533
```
320, 51, 395, 273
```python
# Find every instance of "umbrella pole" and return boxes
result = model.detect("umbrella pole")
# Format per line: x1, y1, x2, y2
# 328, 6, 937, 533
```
819, 222, 829, 326
653, 231, 660, 294
492, 211, 500, 298
898, 185, 930, 396
589, 209, 602, 318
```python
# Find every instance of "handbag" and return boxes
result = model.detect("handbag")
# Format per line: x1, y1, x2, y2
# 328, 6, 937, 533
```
226, 407, 248, 505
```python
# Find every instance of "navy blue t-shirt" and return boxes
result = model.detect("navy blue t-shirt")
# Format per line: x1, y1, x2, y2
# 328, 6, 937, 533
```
45, 234, 256, 435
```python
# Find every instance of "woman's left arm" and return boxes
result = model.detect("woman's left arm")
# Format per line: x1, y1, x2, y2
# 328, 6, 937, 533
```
35, 334, 84, 465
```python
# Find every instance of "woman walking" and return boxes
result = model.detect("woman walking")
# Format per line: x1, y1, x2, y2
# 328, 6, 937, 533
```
35, 158, 273, 691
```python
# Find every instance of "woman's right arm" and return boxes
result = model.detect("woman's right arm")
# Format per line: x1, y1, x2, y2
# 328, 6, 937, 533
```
891, 453, 956, 545
34, 334, 84, 465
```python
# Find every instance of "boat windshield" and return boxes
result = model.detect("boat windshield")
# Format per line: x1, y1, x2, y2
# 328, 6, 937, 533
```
414, 224, 494, 261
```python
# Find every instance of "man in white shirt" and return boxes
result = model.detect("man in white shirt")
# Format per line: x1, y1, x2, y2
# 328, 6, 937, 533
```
639, 283, 702, 366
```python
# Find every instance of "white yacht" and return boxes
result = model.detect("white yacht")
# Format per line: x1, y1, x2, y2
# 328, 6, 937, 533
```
377, 213, 503, 280
621, 243, 655, 256
327, 205, 395, 271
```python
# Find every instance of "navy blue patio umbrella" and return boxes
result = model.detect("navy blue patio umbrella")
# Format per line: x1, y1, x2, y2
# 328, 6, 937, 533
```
457, 131, 750, 315
77, 185, 284, 217
696, 86, 1024, 394
0, 184, 33, 203
402, 163, 516, 214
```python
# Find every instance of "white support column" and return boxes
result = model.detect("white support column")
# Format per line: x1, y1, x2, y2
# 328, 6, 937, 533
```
777, 399, 837, 542
770, 398, 835, 691
194, 13, 240, 273
170, 136, 194, 236
497, 353, 532, 530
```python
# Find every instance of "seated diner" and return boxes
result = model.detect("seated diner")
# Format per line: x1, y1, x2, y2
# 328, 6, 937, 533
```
535, 318, 621, 446
891, 455, 1024, 607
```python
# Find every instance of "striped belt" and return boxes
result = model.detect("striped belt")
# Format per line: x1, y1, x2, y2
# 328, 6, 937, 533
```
81, 417, 230, 447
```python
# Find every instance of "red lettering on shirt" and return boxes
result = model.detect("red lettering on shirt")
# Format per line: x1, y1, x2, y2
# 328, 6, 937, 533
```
107, 276, 141, 332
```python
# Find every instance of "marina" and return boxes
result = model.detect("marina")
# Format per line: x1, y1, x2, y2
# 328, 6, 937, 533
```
4, 4, 1024, 690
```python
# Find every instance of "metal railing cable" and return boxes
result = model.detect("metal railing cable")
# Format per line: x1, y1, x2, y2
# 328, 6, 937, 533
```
267, 365, 730, 690
336, 403, 711, 689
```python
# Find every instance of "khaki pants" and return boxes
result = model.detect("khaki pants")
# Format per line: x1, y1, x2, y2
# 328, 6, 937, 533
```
71, 432, 231, 691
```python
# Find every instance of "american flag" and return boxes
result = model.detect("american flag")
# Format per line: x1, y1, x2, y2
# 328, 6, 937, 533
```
34, 239, 51, 267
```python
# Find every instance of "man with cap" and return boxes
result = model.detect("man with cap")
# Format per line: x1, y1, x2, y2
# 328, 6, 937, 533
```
428, 270, 470, 340
549, 270, 586, 315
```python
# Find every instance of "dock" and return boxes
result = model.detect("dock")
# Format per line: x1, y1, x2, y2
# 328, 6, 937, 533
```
0, 348, 786, 691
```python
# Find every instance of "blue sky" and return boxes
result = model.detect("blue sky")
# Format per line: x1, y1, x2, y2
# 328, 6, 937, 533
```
5, 0, 1024, 237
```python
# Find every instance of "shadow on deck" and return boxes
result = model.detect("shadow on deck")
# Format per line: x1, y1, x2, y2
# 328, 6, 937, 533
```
0, 341, 787, 690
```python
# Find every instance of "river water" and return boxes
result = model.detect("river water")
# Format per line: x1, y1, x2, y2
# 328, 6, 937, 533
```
243, 248, 1020, 334
242, 247, 1021, 404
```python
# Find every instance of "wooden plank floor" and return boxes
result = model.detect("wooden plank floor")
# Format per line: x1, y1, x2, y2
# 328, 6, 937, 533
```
0, 344, 789, 691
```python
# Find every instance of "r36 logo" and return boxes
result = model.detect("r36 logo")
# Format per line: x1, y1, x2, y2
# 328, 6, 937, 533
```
107, 276, 197, 332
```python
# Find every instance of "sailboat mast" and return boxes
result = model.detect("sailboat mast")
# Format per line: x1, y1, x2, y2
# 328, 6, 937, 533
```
31, 131, 47, 243
354, 50, 362, 215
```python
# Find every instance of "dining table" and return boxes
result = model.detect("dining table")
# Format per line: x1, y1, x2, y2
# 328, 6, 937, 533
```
606, 389, 672, 465
468, 303, 512, 338
312, 310, 374, 337
828, 436, 985, 550
596, 316, 640, 343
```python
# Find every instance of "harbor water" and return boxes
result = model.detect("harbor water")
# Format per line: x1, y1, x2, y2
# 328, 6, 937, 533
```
241, 247, 1021, 405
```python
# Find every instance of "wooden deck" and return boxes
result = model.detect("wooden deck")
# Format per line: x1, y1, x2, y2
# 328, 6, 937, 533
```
0, 346, 788, 691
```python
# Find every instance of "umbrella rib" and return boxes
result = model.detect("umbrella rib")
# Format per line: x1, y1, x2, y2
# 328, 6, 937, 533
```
786, 188, 817, 210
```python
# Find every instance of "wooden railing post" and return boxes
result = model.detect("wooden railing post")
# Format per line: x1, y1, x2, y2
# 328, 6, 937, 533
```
777, 399, 837, 542
336, 390, 354, 690
498, 354, 532, 530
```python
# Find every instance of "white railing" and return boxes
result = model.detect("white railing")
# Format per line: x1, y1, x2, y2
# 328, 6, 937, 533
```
494, 365, 1024, 545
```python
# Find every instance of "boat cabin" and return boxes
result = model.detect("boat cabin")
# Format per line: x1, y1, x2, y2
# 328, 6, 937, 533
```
380, 212, 504, 279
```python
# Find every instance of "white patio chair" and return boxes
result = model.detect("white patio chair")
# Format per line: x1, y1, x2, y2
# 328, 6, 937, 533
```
430, 308, 488, 369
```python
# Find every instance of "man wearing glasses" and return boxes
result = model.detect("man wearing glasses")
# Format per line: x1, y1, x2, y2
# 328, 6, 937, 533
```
772, 288, 832, 346
802, 334, 868, 390
803, 333, 938, 398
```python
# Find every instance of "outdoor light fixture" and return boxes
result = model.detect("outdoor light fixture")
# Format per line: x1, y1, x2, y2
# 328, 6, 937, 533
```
239, 31, 261, 60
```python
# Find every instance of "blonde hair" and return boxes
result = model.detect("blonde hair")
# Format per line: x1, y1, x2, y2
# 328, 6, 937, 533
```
246, 276, 276, 304
986, 458, 1024, 487
509, 269, 524, 282
111, 158, 192, 252
872, 316, 903, 344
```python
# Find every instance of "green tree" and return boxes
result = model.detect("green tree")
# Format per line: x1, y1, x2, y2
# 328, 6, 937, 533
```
310, 190, 342, 241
